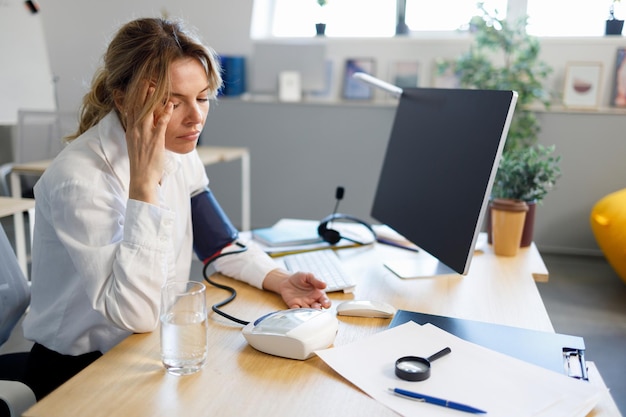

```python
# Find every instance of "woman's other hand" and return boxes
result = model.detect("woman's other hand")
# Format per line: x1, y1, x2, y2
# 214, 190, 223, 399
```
263, 270, 332, 309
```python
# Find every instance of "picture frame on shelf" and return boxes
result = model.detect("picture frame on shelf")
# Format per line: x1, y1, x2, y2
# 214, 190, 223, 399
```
562, 62, 603, 109
611, 48, 626, 107
342, 58, 376, 100
389, 60, 420, 89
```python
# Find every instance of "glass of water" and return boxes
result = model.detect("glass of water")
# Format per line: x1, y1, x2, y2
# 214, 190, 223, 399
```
160, 281, 208, 376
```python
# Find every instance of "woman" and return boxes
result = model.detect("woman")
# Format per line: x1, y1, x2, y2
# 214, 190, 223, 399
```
22, 17, 330, 399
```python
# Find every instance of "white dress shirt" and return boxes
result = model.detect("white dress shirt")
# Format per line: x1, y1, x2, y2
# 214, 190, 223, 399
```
22, 111, 278, 355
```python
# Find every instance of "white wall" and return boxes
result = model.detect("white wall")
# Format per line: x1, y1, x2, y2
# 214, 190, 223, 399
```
0, 0, 56, 164
38, 0, 255, 112
0, 0, 55, 125
38, 1, 626, 112
33, 1, 626, 111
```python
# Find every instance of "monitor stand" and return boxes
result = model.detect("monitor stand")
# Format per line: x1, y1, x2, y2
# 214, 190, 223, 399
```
383, 249, 460, 279
384, 258, 458, 279
382, 232, 488, 279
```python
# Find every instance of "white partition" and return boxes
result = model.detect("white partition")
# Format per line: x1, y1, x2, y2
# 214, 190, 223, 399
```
0, 0, 56, 126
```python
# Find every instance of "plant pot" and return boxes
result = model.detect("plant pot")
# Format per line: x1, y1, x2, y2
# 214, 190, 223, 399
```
487, 199, 537, 247
315, 23, 326, 36
606, 19, 624, 35
519, 200, 536, 247
490, 199, 529, 256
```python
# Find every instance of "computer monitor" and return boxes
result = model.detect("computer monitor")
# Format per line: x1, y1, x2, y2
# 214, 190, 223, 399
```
371, 87, 517, 277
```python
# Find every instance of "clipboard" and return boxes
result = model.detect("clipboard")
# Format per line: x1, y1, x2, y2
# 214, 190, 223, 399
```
389, 310, 588, 380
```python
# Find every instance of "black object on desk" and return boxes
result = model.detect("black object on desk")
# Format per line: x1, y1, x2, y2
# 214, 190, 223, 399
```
389, 310, 588, 380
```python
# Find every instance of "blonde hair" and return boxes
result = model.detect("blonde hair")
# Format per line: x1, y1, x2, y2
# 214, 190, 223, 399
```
68, 17, 222, 140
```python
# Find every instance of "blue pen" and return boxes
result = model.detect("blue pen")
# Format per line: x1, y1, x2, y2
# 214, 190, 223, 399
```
389, 387, 487, 414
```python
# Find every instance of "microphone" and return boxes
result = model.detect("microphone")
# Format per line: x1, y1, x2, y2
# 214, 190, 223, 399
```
24, 0, 39, 13
331, 186, 344, 220
335, 186, 344, 201
322, 186, 344, 242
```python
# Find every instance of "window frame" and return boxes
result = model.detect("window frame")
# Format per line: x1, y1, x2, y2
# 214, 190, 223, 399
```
256, 0, 616, 39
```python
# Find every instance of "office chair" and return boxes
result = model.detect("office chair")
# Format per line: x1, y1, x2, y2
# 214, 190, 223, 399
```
0, 223, 35, 417
15, 110, 76, 164
0, 163, 12, 197
14, 109, 77, 197
591, 187, 626, 284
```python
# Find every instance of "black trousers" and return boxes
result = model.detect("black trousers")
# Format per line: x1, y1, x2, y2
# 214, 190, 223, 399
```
22, 343, 102, 400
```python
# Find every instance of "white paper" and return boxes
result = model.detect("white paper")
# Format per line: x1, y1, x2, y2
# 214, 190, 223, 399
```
316, 322, 604, 417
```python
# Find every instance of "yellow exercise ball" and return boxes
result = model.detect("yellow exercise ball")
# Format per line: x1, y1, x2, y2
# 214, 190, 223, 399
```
590, 188, 626, 284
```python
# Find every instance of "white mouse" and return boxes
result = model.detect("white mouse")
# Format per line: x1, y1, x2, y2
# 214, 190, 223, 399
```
336, 300, 396, 318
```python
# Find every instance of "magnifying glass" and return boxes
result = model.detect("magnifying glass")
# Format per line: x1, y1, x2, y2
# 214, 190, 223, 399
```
395, 347, 452, 381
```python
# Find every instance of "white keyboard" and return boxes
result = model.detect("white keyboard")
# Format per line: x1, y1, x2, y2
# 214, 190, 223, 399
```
282, 249, 356, 293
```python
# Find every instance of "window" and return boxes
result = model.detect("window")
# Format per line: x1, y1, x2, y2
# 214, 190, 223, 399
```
270, 0, 396, 37
262, 0, 622, 38
526, 0, 624, 36
267, 0, 505, 37
404, 0, 507, 32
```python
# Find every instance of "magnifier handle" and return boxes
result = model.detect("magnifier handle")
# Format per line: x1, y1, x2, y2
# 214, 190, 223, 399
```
426, 347, 451, 362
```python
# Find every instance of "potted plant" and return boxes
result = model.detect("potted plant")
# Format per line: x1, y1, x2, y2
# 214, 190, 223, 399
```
316, 0, 327, 36
438, 3, 560, 247
606, 0, 624, 35
490, 145, 562, 246
440, 3, 553, 153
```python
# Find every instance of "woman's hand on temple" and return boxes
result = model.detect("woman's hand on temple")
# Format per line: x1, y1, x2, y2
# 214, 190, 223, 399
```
125, 82, 174, 205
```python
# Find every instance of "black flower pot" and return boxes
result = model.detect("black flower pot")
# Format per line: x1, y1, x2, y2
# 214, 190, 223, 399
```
606, 19, 624, 35
315, 23, 326, 36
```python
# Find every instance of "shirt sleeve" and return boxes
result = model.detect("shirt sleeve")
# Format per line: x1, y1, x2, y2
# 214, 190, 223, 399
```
212, 240, 280, 289
46, 178, 175, 333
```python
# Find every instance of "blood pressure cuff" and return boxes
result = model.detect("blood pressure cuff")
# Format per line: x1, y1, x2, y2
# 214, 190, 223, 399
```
191, 188, 239, 263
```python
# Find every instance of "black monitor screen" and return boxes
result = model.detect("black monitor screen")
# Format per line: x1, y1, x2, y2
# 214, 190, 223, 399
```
371, 88, 517, 276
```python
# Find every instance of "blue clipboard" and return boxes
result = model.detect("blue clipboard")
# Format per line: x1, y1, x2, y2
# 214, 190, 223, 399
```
389, 310, 588, 380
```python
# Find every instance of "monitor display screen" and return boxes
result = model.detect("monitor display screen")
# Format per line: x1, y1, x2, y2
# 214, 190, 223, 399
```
371, 88, 517, 276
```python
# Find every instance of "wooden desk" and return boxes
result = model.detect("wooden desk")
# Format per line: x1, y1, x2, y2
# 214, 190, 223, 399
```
0, 196, 35, 278
195, 146, 250, 231
9, 159, 52, 204
23, 238, 621, 417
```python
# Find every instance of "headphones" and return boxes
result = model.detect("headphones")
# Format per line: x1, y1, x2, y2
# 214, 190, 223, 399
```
317, 213, 377, 246
317, 186, 376, 245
